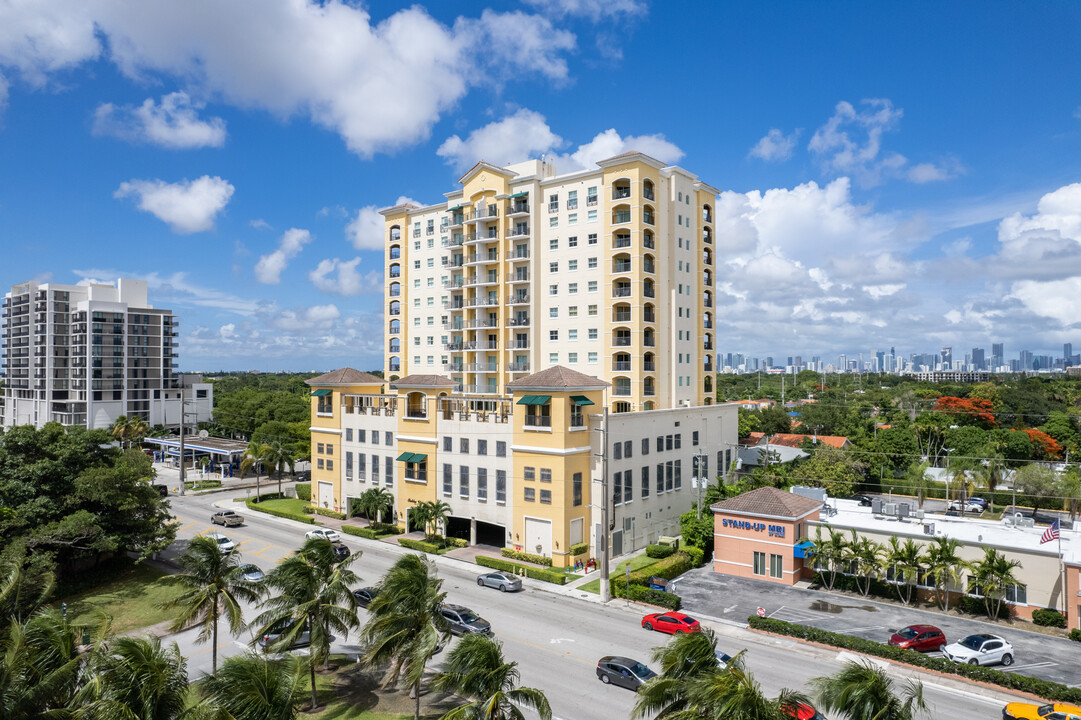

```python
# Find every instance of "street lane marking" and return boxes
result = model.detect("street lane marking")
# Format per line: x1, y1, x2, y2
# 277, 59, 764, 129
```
277, 552, 294, 561
198, 527, 213, 535
180, 523, 198, 531
251, 544, 274, 556
234, 539, 251, 549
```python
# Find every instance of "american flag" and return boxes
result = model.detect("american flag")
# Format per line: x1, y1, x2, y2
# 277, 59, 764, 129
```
1040, 519, 1060, 545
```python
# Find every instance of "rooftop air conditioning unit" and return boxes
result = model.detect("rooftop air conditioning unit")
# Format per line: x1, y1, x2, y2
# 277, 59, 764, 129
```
871, 497, 883, 515
914, 509, 925, 520
1018, 517, 1035, 528
897, 503, 911, 519
884, 503, 897, 516
923, 523, 935, 536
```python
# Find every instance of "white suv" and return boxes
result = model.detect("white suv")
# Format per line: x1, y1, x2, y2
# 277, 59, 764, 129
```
942, 633, 1014, 666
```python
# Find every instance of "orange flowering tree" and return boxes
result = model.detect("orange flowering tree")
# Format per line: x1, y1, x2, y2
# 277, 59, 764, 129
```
1020, 427, 1062, 460
933, 396, 998, 428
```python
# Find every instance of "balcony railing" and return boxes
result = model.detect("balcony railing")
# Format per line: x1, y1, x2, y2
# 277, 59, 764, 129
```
587, 195, 598, 206
614, 211, 631, 224
613, 187, 631, 200
613, 337, 631, 347
644, 286, 655, 298
613, 311, 631, 322
508, 316, 530, 327
644, 261, 655, 274
506, 249, 530, 260
613, 361, 631, 371
613, 236, 631, 249
613, 261, 631, 273
465, 319, 497, 329
643, 187, 655, 201
507, 362, 530, 372
643, 212, 655, 226
643, 386, 656, 396
524, 414, 551, 427
548, 202, 558, 213
612, 386, 632, 396
644, 361, 656, 372
613, 287, 631, 298
465, 297, 499, 308
508, 203, 530, 216
464, 340, 499, 350
507, 225, 530, 238
644, 311, 655, 323
644, 338, 656, 347
507, 294, 529, 304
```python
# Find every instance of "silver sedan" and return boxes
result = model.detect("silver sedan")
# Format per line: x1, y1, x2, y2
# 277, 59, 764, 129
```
476, 571, 523, 592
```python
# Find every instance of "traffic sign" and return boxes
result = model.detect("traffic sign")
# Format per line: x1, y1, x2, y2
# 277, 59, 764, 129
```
756, 606, 765, 617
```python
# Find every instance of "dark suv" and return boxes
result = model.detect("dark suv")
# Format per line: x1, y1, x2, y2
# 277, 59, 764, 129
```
596, 656, 656, 690
441, 604, 492, 635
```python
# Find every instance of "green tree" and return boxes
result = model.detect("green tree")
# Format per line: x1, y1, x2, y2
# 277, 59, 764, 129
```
811, 659, 927, 720
924, 537, 971, 610
254, 538, 360, 710
1038, 411, 1081, 454
157, 534, 264, 674
885, 537, 923, 606
260, 440, 297, 498
1060, 467, 1081, 523
239, 439, 265, 501
109, 415, 135, 449
813, 528, 849, 592
900, 461, 935, 509
199, 652, 307, 720
431, 634, 551, 720
845, 532, 884, 597
755, 405, 792, 436
75, 636, 191, 720
971, 546, 1022, 620
357, 487, 394, 524
793, 446, 866, 498
632, 629, 726, 718
1013, 463, 1059, 509
361, 554, 450, 720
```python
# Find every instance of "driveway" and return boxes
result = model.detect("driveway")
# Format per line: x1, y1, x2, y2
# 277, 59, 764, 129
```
671, 567, 1081, 687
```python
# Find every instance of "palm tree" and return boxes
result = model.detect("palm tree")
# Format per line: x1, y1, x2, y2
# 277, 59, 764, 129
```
410, 501, 433, 535
811, 659, 928, 720
75, 636, 191, 720
157, 534, 263, 674
359, 487, 394, 525
361, 553, 450, 720
924, 536, 971, 610
110, 415, 134, 448
0, 553, 56, 632
253, 538, 360, 710
240, 439, 265, 501
199, 652, 307, 720
1059, 467, 1081, 524
632, 628, 726, 718
128, 417, 151, 450
847, 533, 884, 597
426, 500, 451, 538
431, 634, 551, 720
902, 461, 934, 509
260, 440, 297, 497
885, 537, 924, 606
975, 453, 1008, 512
813, 528, 849, 591
971, 546, 1022, 620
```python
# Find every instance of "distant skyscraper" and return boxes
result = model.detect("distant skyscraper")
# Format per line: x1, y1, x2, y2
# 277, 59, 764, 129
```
940, 346, 953, 371
992, 343, 1004, 369
1065, 343, 1073, 364
1019, 349, 1033, 371
971, 347, 985, 371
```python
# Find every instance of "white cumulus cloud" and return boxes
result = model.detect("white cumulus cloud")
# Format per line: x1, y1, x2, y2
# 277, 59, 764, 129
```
254, 228, 312, 284
438, 108, 563, 172
748, 128, 799, 162
522, 0, 646, 20
92, 91, 226, 148
114, 175, 234, 233
346, 195, 419, 251
559, 127, 684, 171
270, 303, 340, 331
309, 257, 382, 296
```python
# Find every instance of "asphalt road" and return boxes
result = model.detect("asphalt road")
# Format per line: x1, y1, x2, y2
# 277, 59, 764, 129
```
163, 492, 1039, 720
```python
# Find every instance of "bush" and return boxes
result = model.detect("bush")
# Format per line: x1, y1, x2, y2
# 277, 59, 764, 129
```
341, 525, 379, 540
245, 498, 318, 524
369, 521, 403, 535
646, 544, 676, 559
184, 479, 223, 490
295, 483, 311, 501
683, 545, 705, 567
747, 616, 1081, 704
476, 555, 568, 585
304, 505, 347, 520
956, 594, 1012, 620
1033, 608, 1067, 628
1070, 628, 1081, 642
425, 534, 468, 549
501, 548, 553, 567
628, 584, 682, 610
398, 538, 444, 554
569, 542, 589, 557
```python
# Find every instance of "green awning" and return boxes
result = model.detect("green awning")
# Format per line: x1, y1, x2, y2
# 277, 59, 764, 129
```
516, 394, 551, 406
448, 205, 463, 212
570, 395, 595, 406
310, 389, 331, 397
396, 451, 414, 462
410, 453, 427, 463
397, 452, 428, 463
510, 191, 528, 199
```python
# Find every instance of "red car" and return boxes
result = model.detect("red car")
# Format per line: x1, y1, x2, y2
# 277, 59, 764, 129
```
888, 624, 946, 653
784, 702, 828, 720
642, 611, 701, 634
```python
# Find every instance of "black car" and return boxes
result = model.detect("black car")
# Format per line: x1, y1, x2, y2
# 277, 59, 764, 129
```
851, 494, 874, 506
596, 656, 656, 690
441, 604, 492, 635
330, 541, 350, 560
353, 587, 379, 608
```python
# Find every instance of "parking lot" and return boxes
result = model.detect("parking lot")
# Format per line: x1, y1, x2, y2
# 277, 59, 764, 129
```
671, 567, 1081, 687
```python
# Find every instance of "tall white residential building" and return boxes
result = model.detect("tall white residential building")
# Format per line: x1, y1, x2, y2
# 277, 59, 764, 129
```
1, 278, 212, 430
381, 152, 720, 413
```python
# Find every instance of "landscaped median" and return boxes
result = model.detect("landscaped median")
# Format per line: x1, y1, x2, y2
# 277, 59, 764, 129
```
243, 494, 320, 525
747, 616, 1081, 704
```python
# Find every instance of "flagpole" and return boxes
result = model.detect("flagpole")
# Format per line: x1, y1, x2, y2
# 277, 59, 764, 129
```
1060, 523, 1065, 615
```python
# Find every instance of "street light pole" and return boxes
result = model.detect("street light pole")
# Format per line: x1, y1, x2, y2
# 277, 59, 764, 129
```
178, 384, 186, 496
694, 451, 708, 520
592, 400, 611, 603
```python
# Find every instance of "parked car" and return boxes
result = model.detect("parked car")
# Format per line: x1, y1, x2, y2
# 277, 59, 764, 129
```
330, 541, 350, 560
1003, 702, 1081, 720
441, 604, 492, 635
305, 528, 341, 543
257, 618, 312, 652
715, 650, 734, 669
477, 571, 523, 592
783, 702, 829, 720
851, 493, 874, 506
596, 656, 656, 690
968, 497, 990, 510
642, 611, 701, 634
942, 633, 1014, 666
211, 510, 244, 526
352, 587, 379, 608
888, 624, 946, 653
240, 564, 265, 583
152, 484, 169, 497
948, 500, 984, 513
207, 533, 236, 554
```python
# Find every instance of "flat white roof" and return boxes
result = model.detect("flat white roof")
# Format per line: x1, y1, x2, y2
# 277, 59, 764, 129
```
814, 498, 1079, 565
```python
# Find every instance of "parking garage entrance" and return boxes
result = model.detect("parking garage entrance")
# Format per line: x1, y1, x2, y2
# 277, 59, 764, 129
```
445, 516, 506, 548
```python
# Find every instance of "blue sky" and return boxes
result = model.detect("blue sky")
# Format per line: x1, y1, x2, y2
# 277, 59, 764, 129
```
1, 0, 1079, 372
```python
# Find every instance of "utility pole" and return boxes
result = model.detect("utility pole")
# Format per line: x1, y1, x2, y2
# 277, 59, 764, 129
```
178, 383, 186, 496
592, 403, 611, 603
694, 452, 709, 519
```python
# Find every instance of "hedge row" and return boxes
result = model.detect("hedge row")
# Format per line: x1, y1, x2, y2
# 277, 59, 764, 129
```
304, 505, 347, 520
245, 498, 319, 525
627, 584, 681, 610
501, 548, 553, 567
747, 616, 1081, 704
476, 555, 568, 585
609, 550, 698, 607
646, 544, 676, 559
425, 534, 468, 548
341, 525, 380, 540
569, 542, 589, 557
398, 538, 447, 555
295, 483, 311, 501
369, 521, 403, 535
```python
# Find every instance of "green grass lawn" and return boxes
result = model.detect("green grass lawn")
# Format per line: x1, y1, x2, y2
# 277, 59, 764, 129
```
57, 562, 184, 635
251, 497, 311, 515
578, 553, 662, 594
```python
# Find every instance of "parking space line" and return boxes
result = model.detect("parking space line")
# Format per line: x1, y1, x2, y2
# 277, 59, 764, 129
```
198, 527, 213, 535
276, 551, 294, 561
843, 626, 887, 634
180, 522, 198, 530
251, 544, 274, 556
234, 539, 252, 549
1008, 661, 1057, 672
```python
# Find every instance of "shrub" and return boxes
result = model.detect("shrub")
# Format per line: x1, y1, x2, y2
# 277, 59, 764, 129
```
683, 545, 705, 567
295, 483, 311, 501
476, 555, 568, 585
370, 521, 403, 535
569, 542, 589, 557
747, 616, 1081, 704
956, 594, 1012, 620
398, 538, 444, 554
424, 534, 468, 549
341, 525, 379, 540
629, 584, 681, 610
304, 505, 347, 520
1032, 608, 1067, 628
245, 498, 318, 524
1070, 628, 1081, 642
646, 544, 676, 559
501, 548, 553, 567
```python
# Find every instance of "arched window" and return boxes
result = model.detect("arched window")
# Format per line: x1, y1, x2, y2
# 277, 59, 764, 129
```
612, 203, 631, 226
389, 300, 401, 316
644, 352, 656, 372
406, 391, 426, 419
389, 263, 401, 278
704, 333, 714, 351
389, 357, 401, 372
613, 401, 631, 413
703, 311, 712, 330
644, 303, 656, 323
613, 328, 631, 347
389, 319, 400, 334
613, 280, 631, 298
643, 377, 656, 396
703, 269, 713, 286
613, 231, 631, 249
389, 282, 401, 298
703, 204, 713, 223
642, 204, 656, 226
704, 290, 713, 307
702, 227, 712, 244
613, 303, 631, 323
643, 230, 655, 249
389, 225, 402, 243
612, 253, 631, 274
612, 179, 631, 201
644, 279, 655, 298
613, 377, 631, 396
644, 328, 656, 348
643, 179, 655, 201
703, 248, 713, 266
390, 243, 401, 259
389, 338, 400, 353
705, 376, 714, 393
643, 253, 656, 274
613, 352, 631, 371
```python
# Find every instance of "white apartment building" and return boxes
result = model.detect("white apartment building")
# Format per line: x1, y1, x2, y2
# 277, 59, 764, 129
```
1, 278, 212, 430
